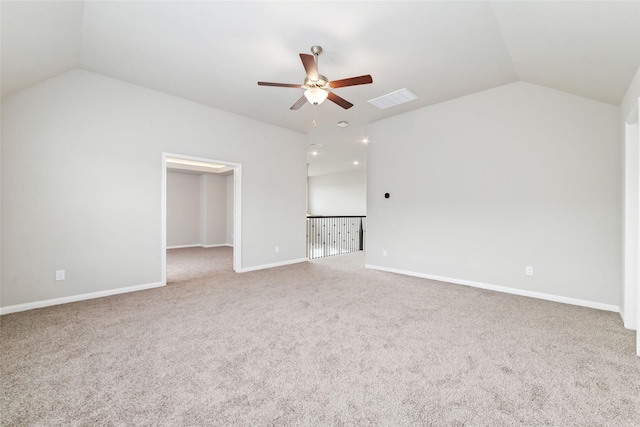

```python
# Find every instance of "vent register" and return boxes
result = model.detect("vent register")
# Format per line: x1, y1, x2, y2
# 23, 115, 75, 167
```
368, 88, 418, 109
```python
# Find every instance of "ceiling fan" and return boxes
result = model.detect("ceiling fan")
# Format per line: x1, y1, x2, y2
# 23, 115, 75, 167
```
258, 45, 373, 110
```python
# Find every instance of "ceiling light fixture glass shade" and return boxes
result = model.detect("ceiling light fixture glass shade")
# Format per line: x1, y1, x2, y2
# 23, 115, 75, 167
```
304, 87, 329, 105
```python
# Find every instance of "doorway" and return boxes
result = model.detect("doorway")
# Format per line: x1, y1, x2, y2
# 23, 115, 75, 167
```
161, 153, 242, 284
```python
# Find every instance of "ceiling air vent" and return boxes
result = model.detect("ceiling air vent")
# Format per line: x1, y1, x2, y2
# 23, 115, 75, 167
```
368, 88, 418, 110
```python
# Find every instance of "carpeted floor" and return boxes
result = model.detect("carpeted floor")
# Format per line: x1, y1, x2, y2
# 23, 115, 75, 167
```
1, 247, 639, 426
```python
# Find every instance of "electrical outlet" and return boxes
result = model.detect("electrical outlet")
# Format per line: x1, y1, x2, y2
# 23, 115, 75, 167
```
525, 266, 534, 276
56, 270, 65, 281
383, 249, 388, 257
275, 246, 279, 253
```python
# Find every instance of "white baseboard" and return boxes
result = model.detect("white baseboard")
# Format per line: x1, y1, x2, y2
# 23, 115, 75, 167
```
365, 264, 620, 313
167, 244, 232, 249
239, 258, 308, 273
0, 281, 165, 315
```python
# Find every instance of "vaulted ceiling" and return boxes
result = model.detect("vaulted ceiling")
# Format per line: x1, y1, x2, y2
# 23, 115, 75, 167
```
2, 1, 639, 176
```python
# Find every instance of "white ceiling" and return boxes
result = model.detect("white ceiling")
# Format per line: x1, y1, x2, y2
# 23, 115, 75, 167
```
2, 1, 639, 176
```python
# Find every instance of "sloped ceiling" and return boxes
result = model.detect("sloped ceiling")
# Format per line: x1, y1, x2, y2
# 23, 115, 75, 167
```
2, 1, 639, 176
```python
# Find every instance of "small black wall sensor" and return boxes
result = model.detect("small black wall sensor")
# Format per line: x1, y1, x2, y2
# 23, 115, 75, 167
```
384, 193, 390, 199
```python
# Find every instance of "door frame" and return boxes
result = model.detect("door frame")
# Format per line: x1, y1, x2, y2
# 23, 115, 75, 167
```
623, 103, 640, 356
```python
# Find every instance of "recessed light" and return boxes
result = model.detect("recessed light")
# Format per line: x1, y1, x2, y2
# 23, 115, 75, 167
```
312, 151, 318, 156
337, 121, 349, 128
353, 161, 359, 165
362, 138, 369, 144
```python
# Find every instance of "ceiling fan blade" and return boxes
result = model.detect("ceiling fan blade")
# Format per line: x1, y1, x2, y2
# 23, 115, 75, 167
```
300, 53, 318, 80
329, 75, 373, 89
290, 95, 307, 110
327, 92, 353, 109
258, 82, 302, 88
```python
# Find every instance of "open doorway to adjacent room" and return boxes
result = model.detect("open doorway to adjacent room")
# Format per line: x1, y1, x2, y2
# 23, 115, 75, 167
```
161, 153, 242, 284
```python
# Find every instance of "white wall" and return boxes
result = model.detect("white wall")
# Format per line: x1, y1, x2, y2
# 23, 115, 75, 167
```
1, 69, 307, 309
167, 172, 201, 247
202, 173, 227, 246
308, 169, 366, 216
621, 65, 640, 120
166, 171, 227, 248
367, 81, 621, 309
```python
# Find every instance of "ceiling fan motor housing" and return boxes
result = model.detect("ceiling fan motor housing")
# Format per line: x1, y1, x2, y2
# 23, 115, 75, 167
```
304, 75, 329, 90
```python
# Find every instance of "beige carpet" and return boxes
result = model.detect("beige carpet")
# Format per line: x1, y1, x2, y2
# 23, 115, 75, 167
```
1, 247, 639, 426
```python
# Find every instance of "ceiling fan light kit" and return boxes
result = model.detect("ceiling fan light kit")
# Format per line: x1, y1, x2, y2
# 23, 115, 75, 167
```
304, 87, 329, 105
257, 45, 373, 110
